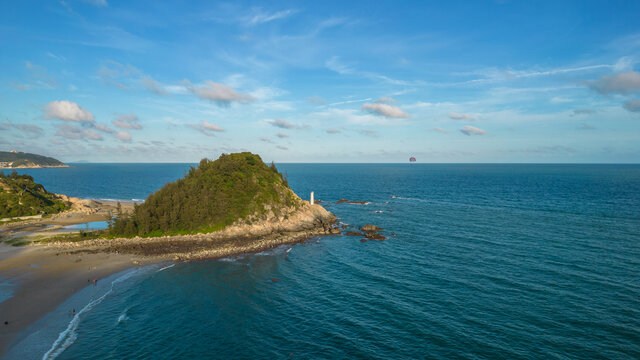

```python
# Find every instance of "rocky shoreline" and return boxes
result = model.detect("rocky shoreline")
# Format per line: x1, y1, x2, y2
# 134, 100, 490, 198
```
0, 164, 69, 169
46, 202, 340, 261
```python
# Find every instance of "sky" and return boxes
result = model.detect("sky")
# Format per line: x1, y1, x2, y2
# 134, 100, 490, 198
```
1, 0, 639, 163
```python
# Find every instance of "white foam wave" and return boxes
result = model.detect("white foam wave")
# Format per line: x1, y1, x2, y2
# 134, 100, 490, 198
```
116, 309, 130, 324
156, 263, 175, 272
42, 269, 140, 360
394, 196, 426, 202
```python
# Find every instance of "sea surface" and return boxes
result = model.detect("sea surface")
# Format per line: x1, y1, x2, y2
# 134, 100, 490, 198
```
4, 163, 640, 359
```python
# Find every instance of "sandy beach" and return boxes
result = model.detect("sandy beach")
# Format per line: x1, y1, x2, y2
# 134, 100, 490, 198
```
0, 199, 338, 356
0, 199, 140, 355
0, 244, 154, 355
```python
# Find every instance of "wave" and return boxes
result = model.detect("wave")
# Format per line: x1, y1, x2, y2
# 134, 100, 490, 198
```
392, 196, 426, 202
95, 198, 144, 203
156, 263, 175, 273
116, 308, 130, 324
42, 269, 144, 360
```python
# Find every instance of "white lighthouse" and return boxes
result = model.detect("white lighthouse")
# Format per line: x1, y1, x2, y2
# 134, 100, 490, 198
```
310, 191, 314, 205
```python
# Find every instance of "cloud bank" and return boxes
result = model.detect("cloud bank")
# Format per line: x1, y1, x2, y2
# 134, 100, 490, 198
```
588, 71, 640, 94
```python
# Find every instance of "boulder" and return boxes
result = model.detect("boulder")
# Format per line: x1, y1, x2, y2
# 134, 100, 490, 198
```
364, 232, 386, 241
360, 224, 382, 232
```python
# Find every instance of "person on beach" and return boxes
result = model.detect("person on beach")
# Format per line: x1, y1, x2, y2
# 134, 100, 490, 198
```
93, 278, 98, 286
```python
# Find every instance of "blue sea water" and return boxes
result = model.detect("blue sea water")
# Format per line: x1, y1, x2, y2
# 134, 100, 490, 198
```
6, 163, 640, 359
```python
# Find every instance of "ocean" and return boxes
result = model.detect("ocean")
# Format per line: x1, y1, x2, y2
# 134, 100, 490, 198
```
4, 163, 640, 359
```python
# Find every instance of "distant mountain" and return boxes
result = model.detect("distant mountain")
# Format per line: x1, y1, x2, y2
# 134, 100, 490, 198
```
0, 150, 67, 169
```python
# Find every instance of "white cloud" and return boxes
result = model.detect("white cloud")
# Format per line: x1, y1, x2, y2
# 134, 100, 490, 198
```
185, 120, 224, 136
260, 137, 273, 143
268, 118, 306, 129
276, 145, 288, 150
430, 127, 451, 133
361, 103, 410, 118
550, 96, 572, 104
375, 97, 396, 104
325, 56, 354, 75
326, 128, 340, 134
116, 131, 132, 142
183, 80, 255, 105
202, 120, 224, 132
242, 9, 296, 26
329, 98, 371, 106
448, 112, 474, 121
141, 75, 167, 95
83, 0, 108, 6
113, 113, 142, 129
276, 132, 289, 138
55, 124, 102, 140
94, 123, 114, 133
44, 100, 94, 123
588, 71, 640, 94
624, 99, 640, 112
459, 125, 486, 136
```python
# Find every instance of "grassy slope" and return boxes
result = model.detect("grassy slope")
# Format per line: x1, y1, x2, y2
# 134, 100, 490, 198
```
0, 151, 66, 167
0, 172, 70, 219
110, 152, 301, 237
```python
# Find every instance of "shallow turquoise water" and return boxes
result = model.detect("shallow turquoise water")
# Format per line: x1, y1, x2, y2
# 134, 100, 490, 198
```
7, 164, 640, 359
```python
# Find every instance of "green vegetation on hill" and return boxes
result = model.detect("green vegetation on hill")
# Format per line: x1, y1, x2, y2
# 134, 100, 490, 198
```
0, 171, 70, 219
0, 151, 66, 168
109, 152, 301, 237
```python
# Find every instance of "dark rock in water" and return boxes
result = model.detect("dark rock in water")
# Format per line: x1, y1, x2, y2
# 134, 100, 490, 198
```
345, 231, 362, 236
315, 200, 324, 204
336, 198, 368, 204
360, 238, 367, 242
360, 224, 382, 232
364, 232, 386, 241
271, 278, 278, 283
341, 224, 348, 229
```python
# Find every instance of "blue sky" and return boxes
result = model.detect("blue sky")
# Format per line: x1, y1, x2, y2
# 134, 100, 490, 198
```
1, 0, 639, 163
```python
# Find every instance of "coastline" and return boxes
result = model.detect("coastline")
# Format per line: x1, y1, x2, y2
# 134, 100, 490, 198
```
0, 201, 339, 357
0, 245, 149, 356
0, 165, 69, 170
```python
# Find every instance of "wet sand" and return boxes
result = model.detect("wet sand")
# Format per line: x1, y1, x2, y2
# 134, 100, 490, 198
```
0, 245, 154, 355
0, 201, 338, 357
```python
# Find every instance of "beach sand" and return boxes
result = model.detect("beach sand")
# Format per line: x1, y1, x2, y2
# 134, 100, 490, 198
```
0, 200, 338, 357
0, 244, 152, 355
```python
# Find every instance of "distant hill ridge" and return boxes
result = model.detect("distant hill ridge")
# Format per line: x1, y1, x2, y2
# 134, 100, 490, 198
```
0, 150, 67, 168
